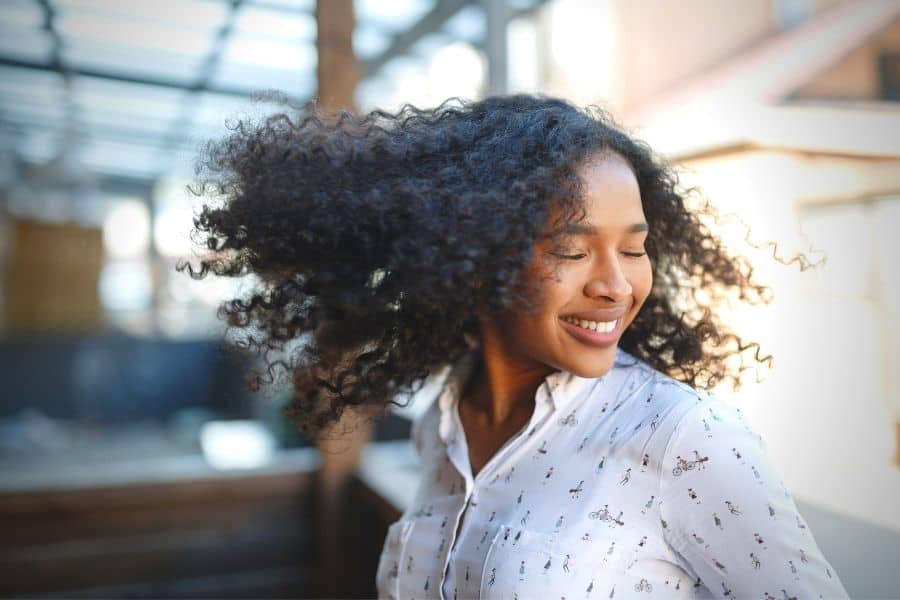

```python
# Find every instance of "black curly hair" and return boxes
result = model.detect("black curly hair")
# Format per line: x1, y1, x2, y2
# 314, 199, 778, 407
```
179, 94, 807, 435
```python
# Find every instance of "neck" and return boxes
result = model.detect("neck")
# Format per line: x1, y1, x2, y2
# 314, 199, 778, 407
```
464, 320, 557, 428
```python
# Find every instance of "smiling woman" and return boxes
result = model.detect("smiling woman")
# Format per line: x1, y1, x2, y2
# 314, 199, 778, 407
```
180, 94, 848, 599
483, 153, 655, 388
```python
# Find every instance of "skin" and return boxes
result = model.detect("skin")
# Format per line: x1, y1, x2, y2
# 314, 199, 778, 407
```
459, 152, 653, 475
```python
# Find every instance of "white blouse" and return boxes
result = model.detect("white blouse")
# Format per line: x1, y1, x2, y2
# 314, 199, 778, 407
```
376, 347, 848, 600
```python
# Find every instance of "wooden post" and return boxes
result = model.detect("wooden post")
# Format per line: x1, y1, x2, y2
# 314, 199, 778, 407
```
312, 2, 370, 596
316, 0, 359, 112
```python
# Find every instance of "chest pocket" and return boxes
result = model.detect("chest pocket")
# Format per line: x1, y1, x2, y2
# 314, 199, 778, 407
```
478, 526, 630, 599
375, 519, 414, 600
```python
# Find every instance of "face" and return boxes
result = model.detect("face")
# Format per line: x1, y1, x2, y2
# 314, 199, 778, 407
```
481, 152, 653, 379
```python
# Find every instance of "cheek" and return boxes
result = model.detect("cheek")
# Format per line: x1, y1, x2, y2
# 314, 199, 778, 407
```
519, 264, 570, 310
633, 261, 653, 302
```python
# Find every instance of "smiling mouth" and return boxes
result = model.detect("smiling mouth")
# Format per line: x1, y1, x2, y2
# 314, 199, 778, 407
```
558, 316, 621, 347
560, 315, 618, 333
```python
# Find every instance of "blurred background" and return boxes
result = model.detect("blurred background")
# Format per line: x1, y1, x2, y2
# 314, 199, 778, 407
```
0, 0, 898, 597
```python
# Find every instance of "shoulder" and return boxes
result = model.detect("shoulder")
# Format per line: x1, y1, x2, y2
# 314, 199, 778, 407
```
654, 379, 771, 492
611, 348, 717, 426
612, 348, 703, 406
613, 349, 759, 448
663, 389, 761, 454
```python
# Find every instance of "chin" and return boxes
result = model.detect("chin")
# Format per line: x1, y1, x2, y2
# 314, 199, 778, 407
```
565, 351, 617, 378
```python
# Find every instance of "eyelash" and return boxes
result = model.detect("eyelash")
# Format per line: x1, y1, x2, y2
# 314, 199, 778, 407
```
551, 252, 647, 260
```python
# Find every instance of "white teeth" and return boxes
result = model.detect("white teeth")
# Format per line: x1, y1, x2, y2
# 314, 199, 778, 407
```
563, 316, 617, 333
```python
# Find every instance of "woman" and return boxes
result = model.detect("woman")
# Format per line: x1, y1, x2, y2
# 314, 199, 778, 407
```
182, 95, 848, 599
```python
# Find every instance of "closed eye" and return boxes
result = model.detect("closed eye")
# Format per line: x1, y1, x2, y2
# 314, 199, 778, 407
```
550, 252, 646, 260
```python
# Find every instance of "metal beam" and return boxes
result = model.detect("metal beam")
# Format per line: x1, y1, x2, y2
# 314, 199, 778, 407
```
509, 0, 553, 20
36, 0, 62, 72
0, 56, 284, 100
0, 117, 199, 150
1, 0, 497, 101
194, 1, 242, 91
3, 0, 556, 182
483, 0, 508, 95
156, 1, 243, 172
220, 0, 313, 15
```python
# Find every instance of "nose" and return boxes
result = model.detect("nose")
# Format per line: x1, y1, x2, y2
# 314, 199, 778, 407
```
584, 251, 632, 301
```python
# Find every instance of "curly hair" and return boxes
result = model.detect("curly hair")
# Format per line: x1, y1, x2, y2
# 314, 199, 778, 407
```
179, 94, 805, 435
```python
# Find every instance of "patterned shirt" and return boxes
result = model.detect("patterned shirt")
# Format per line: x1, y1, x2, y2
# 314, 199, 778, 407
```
375, 347, 848, 599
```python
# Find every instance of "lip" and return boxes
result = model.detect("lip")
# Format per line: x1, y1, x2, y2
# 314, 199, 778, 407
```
559, 315, 623, 347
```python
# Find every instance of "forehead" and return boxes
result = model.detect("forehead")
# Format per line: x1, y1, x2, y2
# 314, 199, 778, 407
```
546, 153, 645, 236
578, 153, 643, 221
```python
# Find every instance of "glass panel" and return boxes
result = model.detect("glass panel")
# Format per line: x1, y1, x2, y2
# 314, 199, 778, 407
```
0, 66, 65, 93
156, 143, 200, 178
78, 109, 177, 140
0, 27, 53, 62
442, 3, 485, 43
354, 0, 433, 33
354, 24, 391, 61
71, 76, 187, 109
191, 92, 256, 134
220, 34, 316, 71
79, 138, 166, 179
62, 40, 204, 84
188, 91, 299, 143
247, 0, 313, 11
508, 0, 545, 9
71, 76, 187, 121
0, 0, 43, 28
232, 4, 316, 40
56, 12, 214, 57
409, 31, 452, 60
210, 62, 314, 97
54, 0, 228, 30
0, 100, 68, 125
360, 56, 431, 111
0, 75, 65, 119
0, 86, 62, 116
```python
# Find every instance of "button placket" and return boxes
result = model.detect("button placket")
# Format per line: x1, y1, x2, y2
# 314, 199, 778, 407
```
440, 491, 473, 600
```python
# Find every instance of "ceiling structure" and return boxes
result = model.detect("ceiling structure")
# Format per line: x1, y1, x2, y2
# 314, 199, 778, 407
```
0, 0, 548, 183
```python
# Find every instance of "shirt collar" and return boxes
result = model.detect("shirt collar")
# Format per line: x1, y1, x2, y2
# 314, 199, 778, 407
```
436, 347, 615, 440
544, 368, 594, 411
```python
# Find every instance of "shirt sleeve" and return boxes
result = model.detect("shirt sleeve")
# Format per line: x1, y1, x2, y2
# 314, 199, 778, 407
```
658, 397, 849, 599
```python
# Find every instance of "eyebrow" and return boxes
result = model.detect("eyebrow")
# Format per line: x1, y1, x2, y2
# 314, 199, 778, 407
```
550, 222, 649, 236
